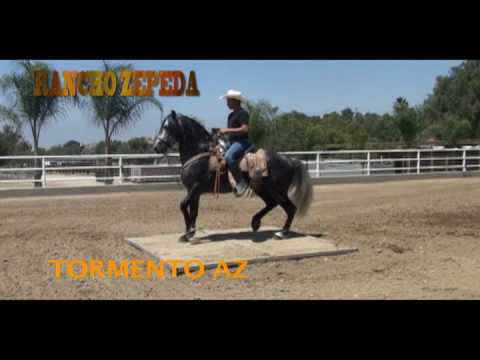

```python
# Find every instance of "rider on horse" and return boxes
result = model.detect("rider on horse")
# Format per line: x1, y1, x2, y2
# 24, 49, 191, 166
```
219, 89, 251, 196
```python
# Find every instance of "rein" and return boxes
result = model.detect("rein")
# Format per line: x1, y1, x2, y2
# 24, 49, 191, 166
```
182, 152, 211, 169
182, 149, 225, 198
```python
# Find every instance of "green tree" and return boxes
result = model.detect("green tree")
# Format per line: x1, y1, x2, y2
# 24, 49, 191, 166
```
393, 98, 421, 148
0, 60, 69, 186
341, 108, 354, 121
47, 144, 65, 155
245, 100, 279, 147
127, 137, 150, 154
422, 114, 472, 147
369, 113, 402, 147
95, 140, 128, 154
423, 60, 480, 139
443, 116, 472, 147
77, 61, 163, 156
63, 140, 83, 155
77, 61, 162, 183
0, 124, 31, 166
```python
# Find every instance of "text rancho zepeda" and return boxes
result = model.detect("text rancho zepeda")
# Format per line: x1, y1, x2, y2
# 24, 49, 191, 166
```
34, 70, 200, 97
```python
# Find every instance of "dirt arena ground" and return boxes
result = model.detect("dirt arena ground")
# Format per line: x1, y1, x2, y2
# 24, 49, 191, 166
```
1, 176, 480, 299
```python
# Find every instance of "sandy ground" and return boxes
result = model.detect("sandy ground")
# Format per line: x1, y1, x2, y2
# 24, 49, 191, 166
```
1, 177, 479, 299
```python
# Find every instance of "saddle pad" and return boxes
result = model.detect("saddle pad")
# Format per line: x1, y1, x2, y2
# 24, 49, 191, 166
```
240, 148, 268, 178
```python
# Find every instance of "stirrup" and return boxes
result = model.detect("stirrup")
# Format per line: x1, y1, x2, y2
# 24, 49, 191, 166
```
234, 181, 249, 197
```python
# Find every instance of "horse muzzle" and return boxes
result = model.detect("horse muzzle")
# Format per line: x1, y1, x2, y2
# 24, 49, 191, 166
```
153, 137, 169, 154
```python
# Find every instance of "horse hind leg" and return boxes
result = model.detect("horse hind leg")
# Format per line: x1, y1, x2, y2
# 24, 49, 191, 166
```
251, 189, 277, 232
268, 189, 297, 239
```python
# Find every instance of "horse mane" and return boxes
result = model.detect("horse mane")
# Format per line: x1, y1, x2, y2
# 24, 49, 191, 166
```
175, 114, 213, 143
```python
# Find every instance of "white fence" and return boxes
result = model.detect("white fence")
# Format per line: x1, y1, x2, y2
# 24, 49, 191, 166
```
1, 148, 480, 190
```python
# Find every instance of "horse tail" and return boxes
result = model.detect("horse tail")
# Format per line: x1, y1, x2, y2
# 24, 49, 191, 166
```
288, 158, 313, 217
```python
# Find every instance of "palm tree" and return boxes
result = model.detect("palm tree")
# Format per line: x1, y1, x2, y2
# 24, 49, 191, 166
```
77, 61, 163, 183
393, 97, 421, 148
0, 60, 69, 187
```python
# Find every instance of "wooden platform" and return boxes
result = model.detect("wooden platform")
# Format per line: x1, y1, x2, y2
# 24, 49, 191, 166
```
126, 227, 358, 274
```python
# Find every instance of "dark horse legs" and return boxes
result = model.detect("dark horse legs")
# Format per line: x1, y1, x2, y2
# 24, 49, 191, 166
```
179, 183, 201, 241
251, 182, 297, 238
188, 192, 201, 234
251, 190, 277, 232
180, 178, 297, 241
268, 188, 297, 238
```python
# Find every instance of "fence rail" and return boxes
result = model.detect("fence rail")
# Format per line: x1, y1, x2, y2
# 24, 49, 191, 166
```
1, 148, 479, 190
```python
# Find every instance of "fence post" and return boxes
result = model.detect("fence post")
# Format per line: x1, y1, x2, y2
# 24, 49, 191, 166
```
417, 150, 421, 174
316, 152, 320, 178
41, 157, 47, 188
462, 150, 467, 173
119, 156, 123, 185
366, 151, 371, 176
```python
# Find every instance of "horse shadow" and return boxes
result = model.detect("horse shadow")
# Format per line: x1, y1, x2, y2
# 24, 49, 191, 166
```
191, 229, 324, 244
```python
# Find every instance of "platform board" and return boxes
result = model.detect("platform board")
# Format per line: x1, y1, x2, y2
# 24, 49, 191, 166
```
126, 227, 358, 274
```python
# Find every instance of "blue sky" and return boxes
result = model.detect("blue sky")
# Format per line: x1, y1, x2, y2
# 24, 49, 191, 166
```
0, 60, 463, 147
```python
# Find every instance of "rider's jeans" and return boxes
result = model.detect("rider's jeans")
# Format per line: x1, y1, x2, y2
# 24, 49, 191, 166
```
225, 139, 251, 167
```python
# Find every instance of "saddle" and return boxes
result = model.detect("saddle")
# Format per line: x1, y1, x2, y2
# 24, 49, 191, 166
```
208, 144, 269, 193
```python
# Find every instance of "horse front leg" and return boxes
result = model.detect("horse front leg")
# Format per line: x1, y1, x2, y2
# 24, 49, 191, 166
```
179, 195, 192, 242
179, 184, 200, 242
188, 192, 201, 238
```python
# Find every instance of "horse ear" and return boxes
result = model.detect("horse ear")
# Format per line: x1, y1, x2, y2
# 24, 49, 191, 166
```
171, 110, 177, 118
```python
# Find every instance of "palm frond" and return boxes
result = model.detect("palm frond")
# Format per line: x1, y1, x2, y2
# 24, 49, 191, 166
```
79, 62, 164, 150
0, 104, 21, 128
0, 60, 67, 150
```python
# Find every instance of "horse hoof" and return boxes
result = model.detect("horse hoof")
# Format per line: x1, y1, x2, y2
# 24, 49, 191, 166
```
179, 230, 195, 243
251, 218, 261, 232
274, 230, 289, 239
178, 235, 190, 243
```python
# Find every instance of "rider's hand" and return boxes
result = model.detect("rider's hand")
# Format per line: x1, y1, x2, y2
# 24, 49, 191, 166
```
219, 128, 229, 134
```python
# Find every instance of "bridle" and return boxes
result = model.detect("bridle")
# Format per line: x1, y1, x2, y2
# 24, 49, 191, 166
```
154, 116, 175, 155
155, 136, 173, 152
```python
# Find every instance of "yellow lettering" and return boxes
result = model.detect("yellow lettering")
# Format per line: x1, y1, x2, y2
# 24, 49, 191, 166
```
159, 71, 175, 96
48, 71, 62, 96
62, 71, 78, 96
231, 260, 248, 279
213, 260, 232, 279
66, 259, 88, 280
78, 71, 89, 96
146, 260, 165, 279
143, 71, 158, 96
89, 259, 105, 279
132, 71, 145, 96
34, 70, 49, 96
48, 259, 66, 279
89, 71, 104, 96
103, 70, 116, 96
184, 259, 205, 280
167, 259, 181, 278
186, 70, 200, 96
107, 260, 130, 279
120, 71, 133, 96
130, 259, 144, 280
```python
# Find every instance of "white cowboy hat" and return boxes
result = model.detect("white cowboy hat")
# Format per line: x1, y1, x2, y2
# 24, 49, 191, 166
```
219, 89, 247, 103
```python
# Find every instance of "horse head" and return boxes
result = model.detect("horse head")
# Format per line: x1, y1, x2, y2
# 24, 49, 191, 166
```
153, 110, 212, 155
153, 110, 178, 154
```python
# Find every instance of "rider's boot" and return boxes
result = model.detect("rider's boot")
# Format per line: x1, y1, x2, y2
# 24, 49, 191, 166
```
229, 161, 248, 197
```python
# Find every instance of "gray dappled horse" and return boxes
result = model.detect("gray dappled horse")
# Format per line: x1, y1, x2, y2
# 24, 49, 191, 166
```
153, 111, 313, 242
